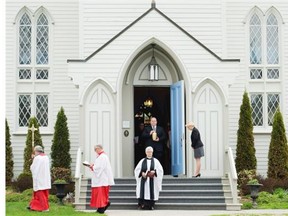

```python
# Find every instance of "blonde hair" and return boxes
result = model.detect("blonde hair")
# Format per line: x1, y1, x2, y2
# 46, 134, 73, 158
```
185, 122, 195, 128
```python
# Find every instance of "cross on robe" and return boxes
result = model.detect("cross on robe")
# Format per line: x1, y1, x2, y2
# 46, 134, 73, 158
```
28, 124, 38, 148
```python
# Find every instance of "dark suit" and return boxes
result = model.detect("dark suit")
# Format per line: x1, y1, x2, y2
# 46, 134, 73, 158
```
141, 125, 166, 165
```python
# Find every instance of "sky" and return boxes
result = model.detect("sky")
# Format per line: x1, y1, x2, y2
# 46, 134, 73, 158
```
1, 0, 6, 215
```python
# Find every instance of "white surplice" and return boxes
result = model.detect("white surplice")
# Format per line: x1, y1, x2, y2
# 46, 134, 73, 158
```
134, 157, 163, 201
91, 152, 115, 187
30, 154, 51, 191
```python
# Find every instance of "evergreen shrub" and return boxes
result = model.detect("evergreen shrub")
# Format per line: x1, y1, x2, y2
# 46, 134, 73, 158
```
267, 108, 288, 179
6, 119, 14, 185
51, 107, 72, 169
14, 172, 33, 192
235, 91, 257, 182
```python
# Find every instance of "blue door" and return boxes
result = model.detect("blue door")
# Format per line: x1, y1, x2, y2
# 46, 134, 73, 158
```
170, 80, 185, 176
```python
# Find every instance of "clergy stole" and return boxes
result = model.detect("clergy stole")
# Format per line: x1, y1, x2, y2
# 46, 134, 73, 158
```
139, 158, 155, 200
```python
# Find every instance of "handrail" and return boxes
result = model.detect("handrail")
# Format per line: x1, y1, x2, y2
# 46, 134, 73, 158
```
225, 147, 238, 204
74, 147, 82, 203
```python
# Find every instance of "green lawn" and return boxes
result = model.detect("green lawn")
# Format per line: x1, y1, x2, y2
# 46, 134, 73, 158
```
6, 202, 106, 216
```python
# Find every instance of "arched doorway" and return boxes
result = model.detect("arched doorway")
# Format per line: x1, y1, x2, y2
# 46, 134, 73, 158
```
133, 86, 171, 174
120, 41, 188, 176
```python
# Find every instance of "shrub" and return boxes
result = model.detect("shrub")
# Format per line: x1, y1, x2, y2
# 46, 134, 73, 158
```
6, 119, 14, 185
259, 177, 288, 193
51, 107, 72, 170
22, 188, 33, 197
6, 193, 25, 202
23, 117, 43, 174
51, 167, 71, 183
257, 191, 273, 204
238, 169, 257, 195
235, 91, 257, 179
241, 201, 253, 209
267, 108, 288, 179
49, 194, 58, 203
14, 172, 33, 192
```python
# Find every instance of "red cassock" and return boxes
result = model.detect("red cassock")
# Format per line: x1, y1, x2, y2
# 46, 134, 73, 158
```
90, 186, 110, 208
30, 153, 51, 211
29, 190, 49, 211
89, 151, 114, 209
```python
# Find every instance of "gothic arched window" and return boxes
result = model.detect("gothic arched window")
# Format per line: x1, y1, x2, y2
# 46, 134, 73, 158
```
17, 11, 50, 129
249, 10, 281, 128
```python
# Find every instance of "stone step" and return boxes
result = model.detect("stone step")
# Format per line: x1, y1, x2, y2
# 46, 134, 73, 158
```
74, 177, 241, 211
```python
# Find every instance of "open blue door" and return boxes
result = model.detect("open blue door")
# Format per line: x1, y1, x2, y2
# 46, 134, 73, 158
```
170, 80, 185, 176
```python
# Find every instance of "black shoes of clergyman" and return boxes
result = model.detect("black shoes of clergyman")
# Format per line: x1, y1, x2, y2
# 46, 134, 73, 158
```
97, 202, 111, 214
192, 173, 201, 178
104, 202, 110, 210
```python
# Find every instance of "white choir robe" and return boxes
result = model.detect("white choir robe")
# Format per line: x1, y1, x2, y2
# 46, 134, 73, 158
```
30, 153, 51, 191
91, 152, 115, 187
134, 157, 163, 201
29, 153, 51, 211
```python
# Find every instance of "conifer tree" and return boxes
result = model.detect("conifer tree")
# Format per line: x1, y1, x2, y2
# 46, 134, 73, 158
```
23, 117, 43, 173
51, 107, 72, 169
6, 119, 14, 185
235, 91, 257, 173
267, 108, 288, 179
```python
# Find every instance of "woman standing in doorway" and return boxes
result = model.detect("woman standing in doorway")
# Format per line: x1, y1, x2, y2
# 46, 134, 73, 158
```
186, 122, 204, 177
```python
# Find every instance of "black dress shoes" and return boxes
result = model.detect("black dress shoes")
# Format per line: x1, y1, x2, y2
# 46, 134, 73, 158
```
104, 202, 110, 210
192, 173, 201, 178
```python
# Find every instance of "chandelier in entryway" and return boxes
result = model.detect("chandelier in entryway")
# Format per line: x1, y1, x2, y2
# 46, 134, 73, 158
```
144, 97, 153, 107
148, 44, 159, 81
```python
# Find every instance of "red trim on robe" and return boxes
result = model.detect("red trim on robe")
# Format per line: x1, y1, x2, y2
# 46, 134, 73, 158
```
29, 190, 49, 211
90, 186, 110, 208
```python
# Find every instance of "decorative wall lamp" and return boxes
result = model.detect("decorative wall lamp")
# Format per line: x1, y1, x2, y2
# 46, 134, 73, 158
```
149, 44, 159, 81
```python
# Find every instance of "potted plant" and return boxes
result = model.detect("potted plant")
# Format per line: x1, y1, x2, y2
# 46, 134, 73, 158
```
247, 178, 263, 207
51, 167, 71, 205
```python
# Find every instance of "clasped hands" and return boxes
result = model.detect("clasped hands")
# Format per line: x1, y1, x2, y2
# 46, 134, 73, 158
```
142, 170, 156, 178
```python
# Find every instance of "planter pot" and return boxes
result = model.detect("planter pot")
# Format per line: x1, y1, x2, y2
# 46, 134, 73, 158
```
53, 182, 68, 205
247, 183, 263, 207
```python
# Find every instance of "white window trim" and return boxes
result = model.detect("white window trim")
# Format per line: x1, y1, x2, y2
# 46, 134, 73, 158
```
246, 7, 283, 133
14, 7, 54, 133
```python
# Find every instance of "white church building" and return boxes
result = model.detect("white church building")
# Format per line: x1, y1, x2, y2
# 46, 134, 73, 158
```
6, 0, 288, 180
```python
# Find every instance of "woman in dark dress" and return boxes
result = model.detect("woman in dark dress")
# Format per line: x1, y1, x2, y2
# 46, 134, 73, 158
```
186, 122, 204, 177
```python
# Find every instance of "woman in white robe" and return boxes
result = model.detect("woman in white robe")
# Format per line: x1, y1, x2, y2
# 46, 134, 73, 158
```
134, 146, 163, 210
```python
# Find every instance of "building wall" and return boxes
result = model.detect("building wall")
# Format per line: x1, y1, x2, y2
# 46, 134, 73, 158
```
225, 0, 288, 175
6, 0, 80, 177
6, 0, 288, 178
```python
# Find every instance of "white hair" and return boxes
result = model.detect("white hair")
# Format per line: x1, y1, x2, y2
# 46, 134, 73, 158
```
145, 146, 154, 152
34, 145, 44, 153
94, 144, 103, 150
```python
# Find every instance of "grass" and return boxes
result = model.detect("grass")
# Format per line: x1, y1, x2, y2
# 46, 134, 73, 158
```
6, 202, 106, 216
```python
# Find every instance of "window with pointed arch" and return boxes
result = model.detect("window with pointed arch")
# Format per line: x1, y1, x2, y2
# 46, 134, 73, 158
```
17, 10, 50, 128
249, 11, 281, 128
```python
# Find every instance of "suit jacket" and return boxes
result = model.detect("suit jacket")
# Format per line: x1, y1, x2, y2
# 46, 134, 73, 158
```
141, 125, 166, 152
190, 127, 204, 149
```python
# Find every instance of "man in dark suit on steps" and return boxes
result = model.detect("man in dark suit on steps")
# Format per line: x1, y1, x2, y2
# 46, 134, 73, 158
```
141, 117, 166, 168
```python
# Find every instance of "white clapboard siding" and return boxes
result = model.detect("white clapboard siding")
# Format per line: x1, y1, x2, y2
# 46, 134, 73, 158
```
6, 0, 80, 177
225, 1, 288, 176
6, 0, 288, 178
